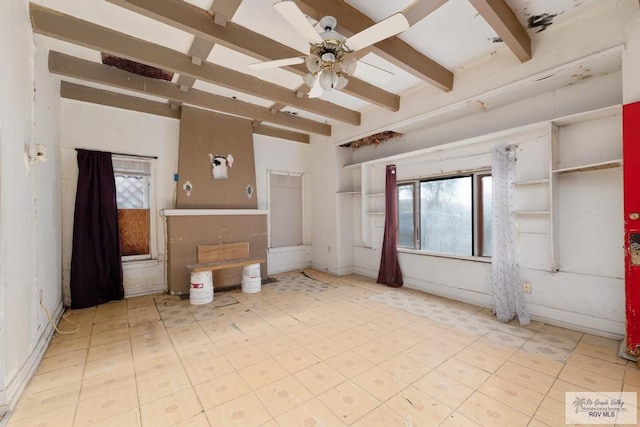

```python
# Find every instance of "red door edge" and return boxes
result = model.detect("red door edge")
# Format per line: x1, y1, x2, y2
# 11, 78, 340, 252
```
623, 101, 640, 356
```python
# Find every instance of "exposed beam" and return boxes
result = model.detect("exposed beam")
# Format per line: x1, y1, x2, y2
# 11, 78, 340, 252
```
175, 37, 216, 88
296, 0, 453, 91
402, 0, 448, 26
49, 51, 331, 136
60, 82, 309, 143
468, 0, 531, 62
30, 5, 360, 125
254, 124, 309, 144
61, 81, 181, 119
106, 0, 399, 111
174, 0, 242, 90
208, 0, 242, 22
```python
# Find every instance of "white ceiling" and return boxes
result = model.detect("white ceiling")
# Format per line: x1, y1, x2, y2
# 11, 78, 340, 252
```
32, 0, 612, 140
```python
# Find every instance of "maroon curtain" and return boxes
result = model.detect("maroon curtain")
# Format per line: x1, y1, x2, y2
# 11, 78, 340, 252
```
70, 150, 124, 308
377, 165, 403, 287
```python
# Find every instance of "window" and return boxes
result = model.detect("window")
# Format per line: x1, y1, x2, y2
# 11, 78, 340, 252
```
269, 172, 303, 248
398, 172, 492, 257
112, 155, 154, 260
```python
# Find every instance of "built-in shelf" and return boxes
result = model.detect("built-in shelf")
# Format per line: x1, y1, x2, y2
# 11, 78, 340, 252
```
552, 159, 622, 175
551, 104, 621, 126
365, 193, 385, 197
514, 179, 549, 186
513, 210, 551, 215
342, 163, 362, 170
367, 212, 385, 215
337, 191, 361, 195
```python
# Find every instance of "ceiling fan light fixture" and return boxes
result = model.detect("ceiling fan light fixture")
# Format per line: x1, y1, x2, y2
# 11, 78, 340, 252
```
342, 57, 357, 75
305, 54, 321, 73
319, 68, 338, 91
335, 73, 349, 90
320, 52, 336, 63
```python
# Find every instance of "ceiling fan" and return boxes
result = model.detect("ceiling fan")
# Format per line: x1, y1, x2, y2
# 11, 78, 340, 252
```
249, 1, 410, 98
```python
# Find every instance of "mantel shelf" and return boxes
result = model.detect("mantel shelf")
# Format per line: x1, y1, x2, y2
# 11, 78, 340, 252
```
552, 159, 622, 175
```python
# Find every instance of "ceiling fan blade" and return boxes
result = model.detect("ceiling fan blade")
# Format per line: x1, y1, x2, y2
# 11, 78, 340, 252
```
274, 1, 324, 45
308, 75, 323, 98
351, 60, 395, 85
249, 56, 305, 70
344, 13, 410, 51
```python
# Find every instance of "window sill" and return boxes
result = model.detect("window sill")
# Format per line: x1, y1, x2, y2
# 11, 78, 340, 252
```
122, 258, 161, 269
268, 245, 310, 254
397, 248, 492, 263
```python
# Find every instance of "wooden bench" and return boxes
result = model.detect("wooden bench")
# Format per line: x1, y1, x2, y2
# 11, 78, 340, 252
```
185, 242, 265, 290
185, 257, 266, 273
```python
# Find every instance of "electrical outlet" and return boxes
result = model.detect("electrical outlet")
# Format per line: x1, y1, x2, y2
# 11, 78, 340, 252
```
522, 281, 532, 294
39, 289, 44, 304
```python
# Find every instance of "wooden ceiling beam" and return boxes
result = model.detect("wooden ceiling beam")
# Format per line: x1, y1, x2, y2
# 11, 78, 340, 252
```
208, 0, 242, 22
61, 81, 181, 119
468, 0, 531, 62
106, 0, 399, 111
295, 0, 453, 91
174, 0, 242, 90
402, 0, 448, 26
61, 82, 309, 143
49, 51, 331, 136
253, 124, 309, 144
30, 5, 359, 125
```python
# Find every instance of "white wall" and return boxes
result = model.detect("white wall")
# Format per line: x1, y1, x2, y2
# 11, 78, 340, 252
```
61, 101, 180, 302
308, 0, 640, 339
0, 7, 63, 413
335, 73, 626, 337
309, 135, 341, 275
253, 134, 312, 274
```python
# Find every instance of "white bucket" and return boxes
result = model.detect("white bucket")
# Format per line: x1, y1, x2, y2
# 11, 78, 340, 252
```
190, 271, 214, 304
242, 263, 261, 293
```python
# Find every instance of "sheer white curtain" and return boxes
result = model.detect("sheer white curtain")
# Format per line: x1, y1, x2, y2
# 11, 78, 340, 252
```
492, 144, 530, 325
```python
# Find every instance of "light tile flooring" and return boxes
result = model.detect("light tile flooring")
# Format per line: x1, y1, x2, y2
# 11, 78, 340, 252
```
6, 269, 640, 426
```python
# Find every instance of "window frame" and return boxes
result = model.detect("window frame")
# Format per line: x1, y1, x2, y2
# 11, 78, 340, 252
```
397, 169, 491, 259
112, 154, 157, 263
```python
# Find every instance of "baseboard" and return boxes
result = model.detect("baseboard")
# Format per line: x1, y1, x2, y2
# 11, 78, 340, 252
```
124, 283, 167, 299
310, 262, 339, 276
268, 261, 312, 275
335, 265, 356, 276
1, 300, 64, 420
525, 304, 624, 339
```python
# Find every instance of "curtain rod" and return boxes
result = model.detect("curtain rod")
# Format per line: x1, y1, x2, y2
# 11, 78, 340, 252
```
74, 148, 157, 160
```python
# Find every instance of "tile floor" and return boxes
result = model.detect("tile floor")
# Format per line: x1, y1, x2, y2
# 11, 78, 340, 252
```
6, 269, 640, 426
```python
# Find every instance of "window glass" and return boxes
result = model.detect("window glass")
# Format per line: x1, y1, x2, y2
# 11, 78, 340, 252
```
481, 175, 493, 257
420, 177, 473, 256
398, 184, 415, 248
113, 156, 152, 258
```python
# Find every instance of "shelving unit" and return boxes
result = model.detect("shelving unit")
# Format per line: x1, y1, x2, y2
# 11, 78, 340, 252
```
337, 162, 386, 248
510, 104, 622, 272
547, 105, 623, 277
552, 159, 622, 175
551, 105, 622, 173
